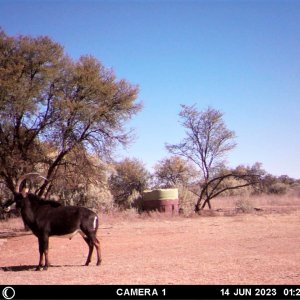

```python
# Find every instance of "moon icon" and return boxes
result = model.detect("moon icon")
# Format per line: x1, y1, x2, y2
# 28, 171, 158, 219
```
2, 287, 15, 300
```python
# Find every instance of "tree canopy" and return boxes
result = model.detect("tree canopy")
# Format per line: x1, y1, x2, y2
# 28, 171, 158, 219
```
153, 156, 197, 188
166, 105, 260, 211
166, 105, 236, 181
0, 30, 141, 196
108, 158, 150, 209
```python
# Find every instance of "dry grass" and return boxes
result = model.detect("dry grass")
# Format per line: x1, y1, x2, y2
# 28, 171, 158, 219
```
0, 217, 24, 233
212, 193, 300, 212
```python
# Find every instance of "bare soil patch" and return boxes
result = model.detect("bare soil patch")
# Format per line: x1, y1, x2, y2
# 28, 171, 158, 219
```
0, 209, 300, 285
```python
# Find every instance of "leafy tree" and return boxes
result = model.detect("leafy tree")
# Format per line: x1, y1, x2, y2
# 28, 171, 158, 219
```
0, 30, 141, 199
153, 156, 199, 215
153, 156, 197, 188
46, 147, 113, 210
108, 158, 150, 209
166, 105, 260, 211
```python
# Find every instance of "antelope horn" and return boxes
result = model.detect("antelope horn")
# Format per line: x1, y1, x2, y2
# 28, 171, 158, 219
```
2, 199, 15, 208
15, 173, 48, 193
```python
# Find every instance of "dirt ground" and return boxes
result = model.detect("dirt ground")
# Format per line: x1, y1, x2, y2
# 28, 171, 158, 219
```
0, 209, 300, 285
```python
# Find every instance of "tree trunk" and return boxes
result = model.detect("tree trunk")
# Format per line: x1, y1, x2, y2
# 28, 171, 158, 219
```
201, 198, 212, 210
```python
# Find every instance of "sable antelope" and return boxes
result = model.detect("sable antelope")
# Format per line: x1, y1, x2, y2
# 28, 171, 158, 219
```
10, 173, 101, 270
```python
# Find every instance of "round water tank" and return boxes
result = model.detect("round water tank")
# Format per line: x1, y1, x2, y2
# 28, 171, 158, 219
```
142, 189, 179, 214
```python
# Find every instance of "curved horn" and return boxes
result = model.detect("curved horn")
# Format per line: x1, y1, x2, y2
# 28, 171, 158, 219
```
15, 173, 48, 193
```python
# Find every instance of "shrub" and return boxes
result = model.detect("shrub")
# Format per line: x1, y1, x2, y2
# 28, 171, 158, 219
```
268, 183, 288, 195
178, 186, 198, 216
108, 158, 150, 209
235, 198, 254, 213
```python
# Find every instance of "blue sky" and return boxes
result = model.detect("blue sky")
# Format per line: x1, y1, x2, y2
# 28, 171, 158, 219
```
1, 0, 300, 178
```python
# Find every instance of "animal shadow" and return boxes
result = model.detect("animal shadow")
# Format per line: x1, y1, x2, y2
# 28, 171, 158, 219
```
0, 265, 37, 271
0, 230, 31, 239
0, 264, 82, 271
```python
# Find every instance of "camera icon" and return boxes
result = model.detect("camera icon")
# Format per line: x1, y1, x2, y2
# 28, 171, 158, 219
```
2, 287, 15, 300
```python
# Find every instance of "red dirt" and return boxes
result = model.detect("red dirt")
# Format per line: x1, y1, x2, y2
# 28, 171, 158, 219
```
0, 210, 300, 285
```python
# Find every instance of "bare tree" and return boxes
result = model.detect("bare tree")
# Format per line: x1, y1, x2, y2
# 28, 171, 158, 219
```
166, 105, 260, 212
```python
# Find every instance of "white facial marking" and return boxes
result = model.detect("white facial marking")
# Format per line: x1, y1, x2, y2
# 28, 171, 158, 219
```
4, 206, 11, 213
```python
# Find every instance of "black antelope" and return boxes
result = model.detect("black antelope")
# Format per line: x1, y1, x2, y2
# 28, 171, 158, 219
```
10, 173, 101, 270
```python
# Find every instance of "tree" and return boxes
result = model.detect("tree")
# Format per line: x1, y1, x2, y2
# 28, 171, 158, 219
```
153, 156, 199, 215
0, 30, 141, 198
167, 105, 236, 180
166, 105, 260, 212
153, 156, 197, 188
108, 158, 150, 209
46, 147, 113, 211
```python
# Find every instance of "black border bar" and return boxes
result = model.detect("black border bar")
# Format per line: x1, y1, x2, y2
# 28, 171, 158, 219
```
0, 285, 299, 300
